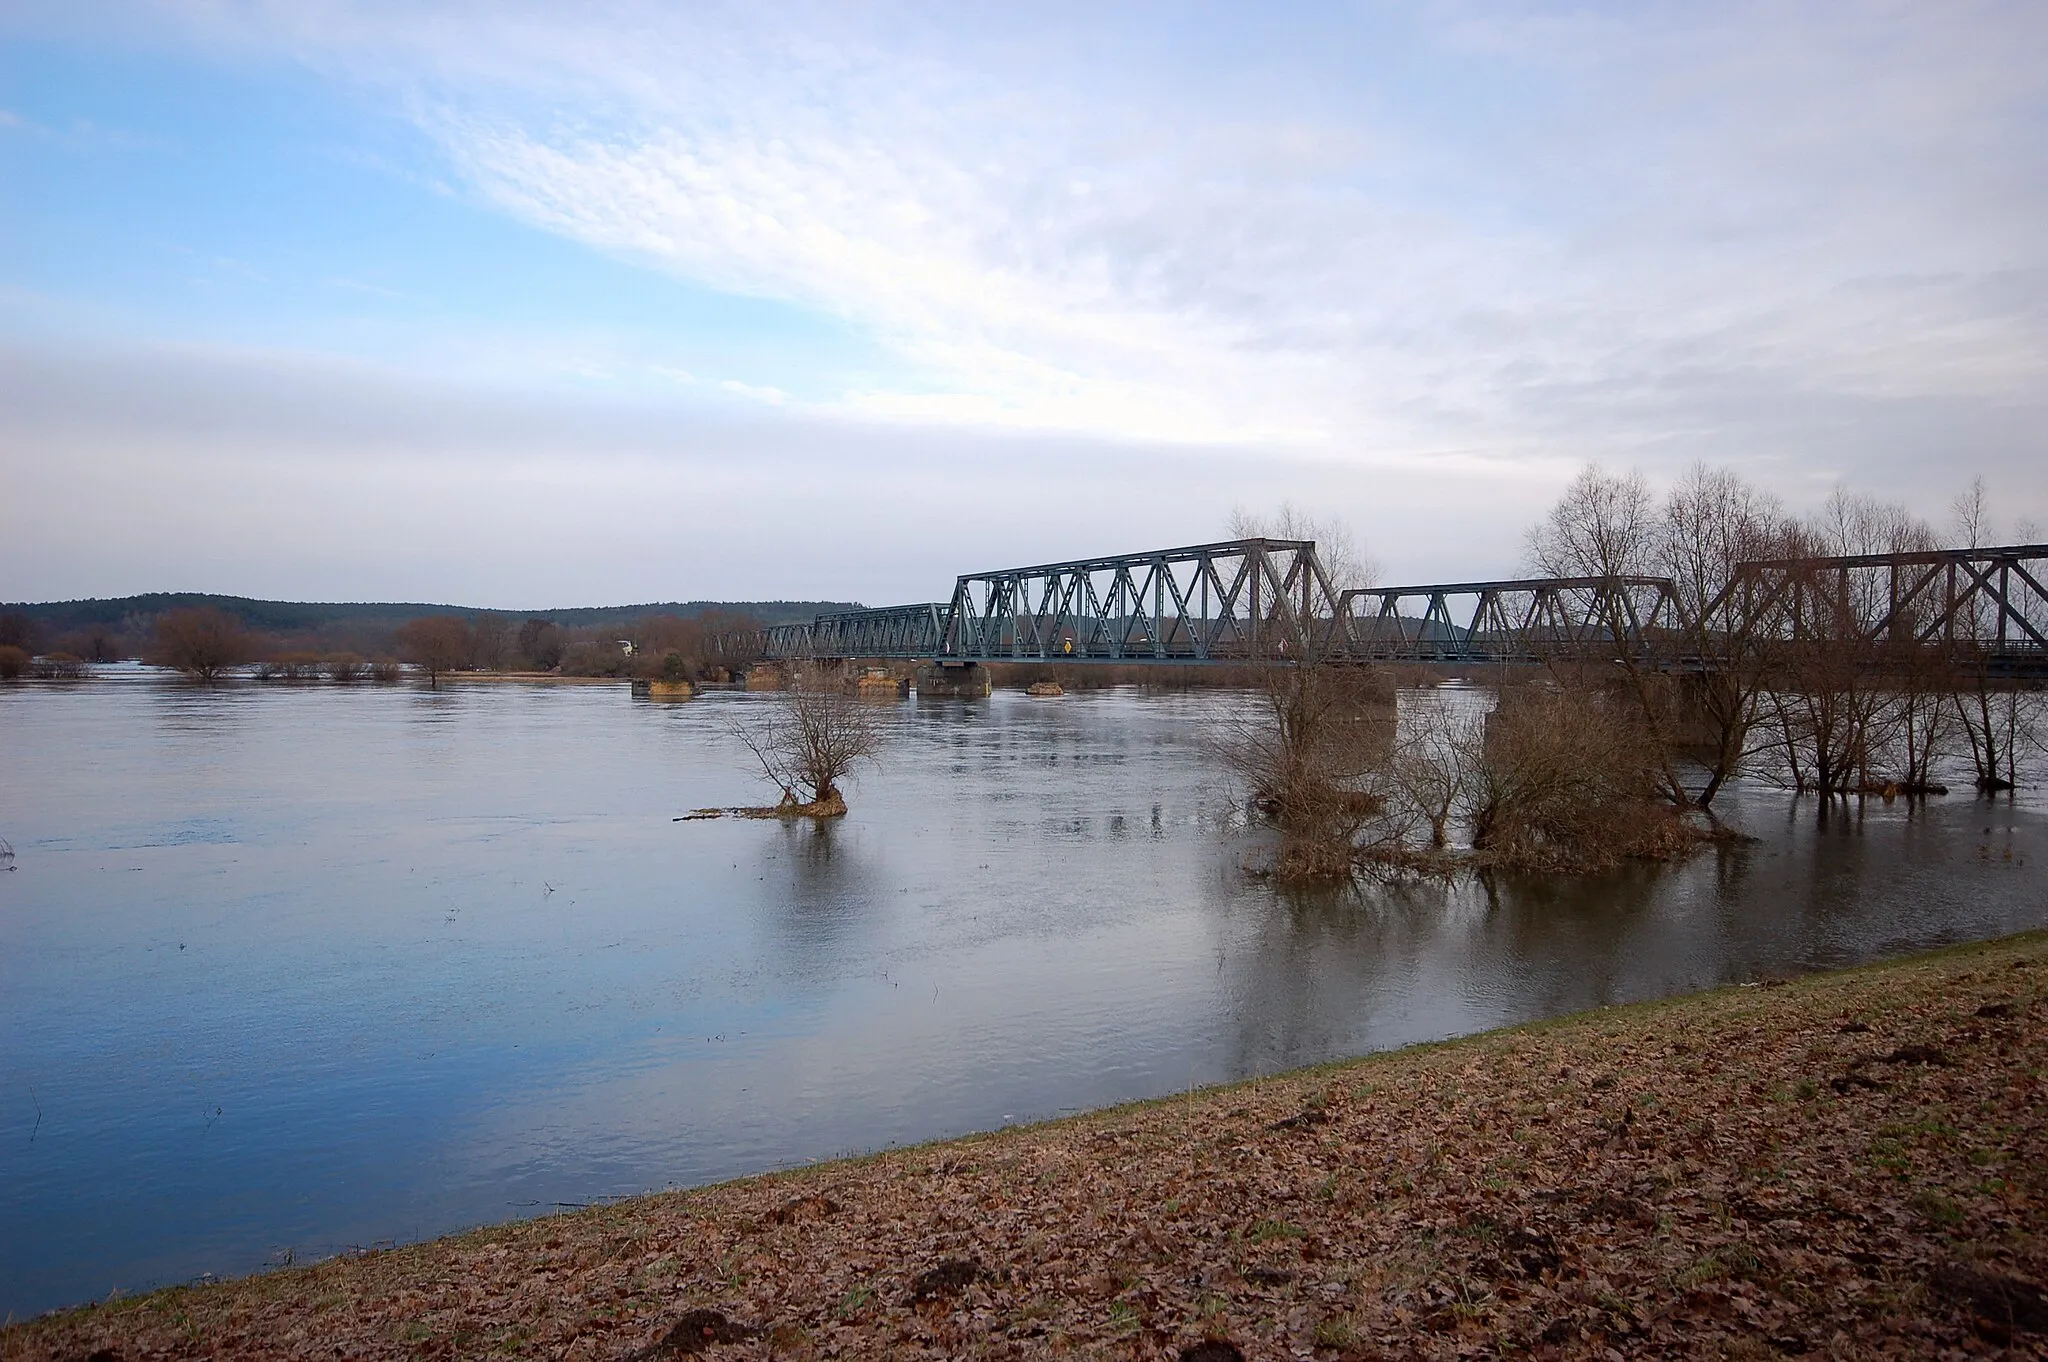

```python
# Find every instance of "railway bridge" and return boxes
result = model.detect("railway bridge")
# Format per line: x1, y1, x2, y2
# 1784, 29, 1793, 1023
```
712, 537, 2048, 682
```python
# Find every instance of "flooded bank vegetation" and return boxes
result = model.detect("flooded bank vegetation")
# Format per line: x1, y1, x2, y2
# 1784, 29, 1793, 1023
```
1229, 466, 2045, 884
0, 596, 793, 687
712, 666, 884, 819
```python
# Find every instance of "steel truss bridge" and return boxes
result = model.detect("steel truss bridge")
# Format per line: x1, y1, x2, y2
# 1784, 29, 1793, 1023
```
713, 537, 2048, 677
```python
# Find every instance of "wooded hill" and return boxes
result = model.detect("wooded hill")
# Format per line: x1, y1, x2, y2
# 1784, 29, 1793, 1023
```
3, 593, 861, 635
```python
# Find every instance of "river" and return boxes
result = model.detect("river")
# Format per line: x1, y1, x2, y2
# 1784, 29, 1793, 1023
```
1, 670, 2043, 1318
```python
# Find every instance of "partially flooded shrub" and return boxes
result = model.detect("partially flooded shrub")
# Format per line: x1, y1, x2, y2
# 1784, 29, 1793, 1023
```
325, 652, 367, 683
0, 645, 27, 680
256, 651, 324, 681
394, 616, 472, 687
151, 607, 250, 681
728, 663, 884, 814
368, 659, 402, 684
1219, 664, 1396, 882
30, 651, 86, 680
1463, 684, 1692, 872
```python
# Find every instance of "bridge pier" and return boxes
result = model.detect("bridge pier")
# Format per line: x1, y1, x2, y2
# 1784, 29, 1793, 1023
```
915, 660, 991, 698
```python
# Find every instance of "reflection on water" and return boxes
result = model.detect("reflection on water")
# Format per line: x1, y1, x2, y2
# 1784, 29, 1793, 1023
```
1, 670, 2042, 1316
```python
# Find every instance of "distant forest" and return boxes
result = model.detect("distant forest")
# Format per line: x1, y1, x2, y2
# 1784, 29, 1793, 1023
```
4, 593, 859, 634
0, 593, 862, 677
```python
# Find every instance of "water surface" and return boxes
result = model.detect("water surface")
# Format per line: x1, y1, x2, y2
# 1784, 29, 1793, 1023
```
2, 672, 2042, 1317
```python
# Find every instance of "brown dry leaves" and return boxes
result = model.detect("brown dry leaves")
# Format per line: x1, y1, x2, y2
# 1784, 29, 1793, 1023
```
10, 933, 2048, 1361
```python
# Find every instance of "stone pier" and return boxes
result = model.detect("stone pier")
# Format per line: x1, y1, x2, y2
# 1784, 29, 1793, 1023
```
914, 661, 991, 698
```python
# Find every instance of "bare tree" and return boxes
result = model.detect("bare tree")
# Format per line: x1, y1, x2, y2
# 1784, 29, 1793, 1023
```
151, 607, 251, 681
1212, 506, 1398, 879
395, 616, 473, 688
631, 609, 762, 682
517, 618, 565, 670
1948, 477, 2042, 790
1216, 661, 1394, 880
1524, 464, 1690, 808
1660, 463, 1791, 807
728, 665, 884, 816
58, 622, 124, 663
1461, 683, 1682, 872
1228, 502, 1379, 590
1526, 465, 1659, 583
0, 613, 38, 654
468, 613, 509, 671
1762, 489, 1940, 795
1384, 689, 1478, 850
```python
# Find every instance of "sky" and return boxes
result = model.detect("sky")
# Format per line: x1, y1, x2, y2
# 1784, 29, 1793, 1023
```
3, 1, 2046, 608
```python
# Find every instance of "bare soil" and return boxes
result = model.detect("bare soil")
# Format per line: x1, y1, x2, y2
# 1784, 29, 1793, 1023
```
9, 931, 2046, 1360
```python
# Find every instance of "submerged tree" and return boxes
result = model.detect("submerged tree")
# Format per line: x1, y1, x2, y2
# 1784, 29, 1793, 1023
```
1948, 478, 2044, 791
395, 616, 473, 689
1385, 690, 1478, 851
1217, 660, 1395, 880
1210, 507, 1398, 880
1762, 489, 1942, 795
729, 666, 883, 816
151, 607, 250, 681
1462, 683, 1682, 872
1524, 464, 1693, 810
1658, 463, 1792, 808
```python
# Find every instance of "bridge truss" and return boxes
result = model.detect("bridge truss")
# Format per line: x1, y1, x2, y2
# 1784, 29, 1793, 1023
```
1332, 577, 1685, 665
717, 538, 2048, 678
942, 538, 1340, 662
1710, 544, 2048, 670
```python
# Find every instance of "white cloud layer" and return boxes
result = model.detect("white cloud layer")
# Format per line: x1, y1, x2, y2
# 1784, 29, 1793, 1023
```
0, 336, 1560, 604
5, 2, 2047, 602
76, 4, 2044, 450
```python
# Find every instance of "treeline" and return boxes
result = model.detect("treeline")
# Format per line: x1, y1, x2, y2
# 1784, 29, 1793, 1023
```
1233, 466, 2045, 882
0, 593, 853, 660
0, 595, 859, 684
74, 607, 779, 688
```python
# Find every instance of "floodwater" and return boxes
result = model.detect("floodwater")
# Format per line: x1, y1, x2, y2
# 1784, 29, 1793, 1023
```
1, 671, 2043, 1318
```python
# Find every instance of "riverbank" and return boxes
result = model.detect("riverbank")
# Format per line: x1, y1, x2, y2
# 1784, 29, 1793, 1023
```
9, 931, 2045, 1359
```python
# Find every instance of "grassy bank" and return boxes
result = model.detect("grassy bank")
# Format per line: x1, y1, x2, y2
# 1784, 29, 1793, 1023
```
9, 933, 2046, 1359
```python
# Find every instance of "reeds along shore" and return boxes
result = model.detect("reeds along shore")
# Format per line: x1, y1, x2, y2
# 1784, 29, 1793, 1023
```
9, 930, 2046, 1360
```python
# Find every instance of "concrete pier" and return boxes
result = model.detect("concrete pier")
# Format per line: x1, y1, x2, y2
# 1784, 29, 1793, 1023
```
915, 661, 991, 698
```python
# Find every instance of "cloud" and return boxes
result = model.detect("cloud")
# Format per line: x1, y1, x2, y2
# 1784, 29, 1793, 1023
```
4, 1, 2045, 604
716, 378, 788, 405
0, 335, 1569, 605
116, 0, 2041, 466
6, 332, 2041, 611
